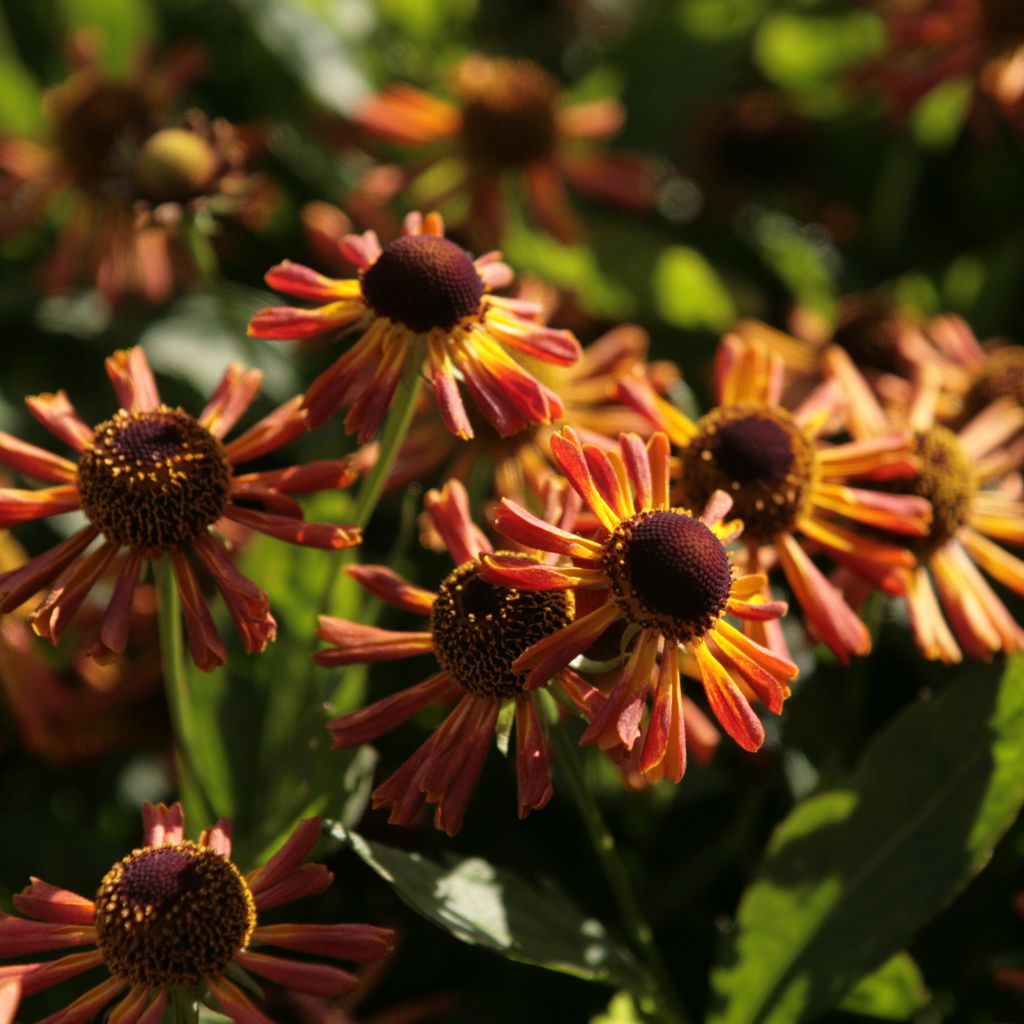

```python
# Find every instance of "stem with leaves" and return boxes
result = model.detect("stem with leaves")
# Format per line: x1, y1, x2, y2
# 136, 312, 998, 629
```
550, 725, 687, 1024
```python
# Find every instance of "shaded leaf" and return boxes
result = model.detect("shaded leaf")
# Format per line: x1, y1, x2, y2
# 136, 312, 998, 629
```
838, 952, 929, 1021
710, 657, 1024, 1024
332, 825, 646, 990
653, 245, 735, 331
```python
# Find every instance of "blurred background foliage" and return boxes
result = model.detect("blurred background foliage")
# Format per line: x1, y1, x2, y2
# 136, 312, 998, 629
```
2, 1, 1024, 1022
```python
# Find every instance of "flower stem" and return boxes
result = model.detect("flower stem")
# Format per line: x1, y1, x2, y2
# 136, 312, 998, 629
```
550, 726, 687, 1024
155, 557, 214, 827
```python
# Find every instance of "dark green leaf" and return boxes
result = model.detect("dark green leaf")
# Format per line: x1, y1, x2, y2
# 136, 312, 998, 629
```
710, 657, 1024, 1024
332, 825, 646, 990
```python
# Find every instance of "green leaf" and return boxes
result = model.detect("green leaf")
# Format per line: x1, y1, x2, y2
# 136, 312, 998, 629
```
591, 990, 645, 1024
653, 245, 736, 331
910, 78, 971, 150
58, 0, 156, 74
838, 952, 929, 1021
332, 825, 646, 990
710, 657, 1024, 1024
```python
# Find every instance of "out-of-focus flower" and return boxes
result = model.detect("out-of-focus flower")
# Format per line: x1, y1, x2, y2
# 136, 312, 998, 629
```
249, 210, 580, 442
0, 36, 273, 303
0, 577, 166, 764
620, 334, 932, 663
351, 54, 659, 245
825, 347, 1024, 662
0, 802, 394, 1023
481, 427, 798, 782
860, 0, 1024, 127
319, 479, 604, 835
390, 323, 677, 505
0, 346, 362, 671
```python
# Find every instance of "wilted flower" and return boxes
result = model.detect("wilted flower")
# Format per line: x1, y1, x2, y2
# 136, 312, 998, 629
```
0, 347, 361, 670
0, 802, 394, 1023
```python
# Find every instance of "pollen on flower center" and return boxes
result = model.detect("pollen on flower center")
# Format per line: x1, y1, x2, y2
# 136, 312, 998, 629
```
360, 234, 485, 333
962, 346, 1024, 421
903, 427, 974, 554
94, 841, 256, 987
431, 555, 574, 699
77, 405, 231, 553
679, 405, 815, 542
602, 509, 733, 643
51, 79, 154, 197
455, 56, 560, 168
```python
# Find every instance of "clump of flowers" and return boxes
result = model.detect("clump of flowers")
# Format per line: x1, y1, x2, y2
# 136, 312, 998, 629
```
319, 479, 605, 834
0, 347, 362, 670
351, 54, 658, 244
481, 426, 798, 781
0, 35, 271, 303
0, 802, 394, 1022
621, 334, 932, 662
249, 210, 581, 441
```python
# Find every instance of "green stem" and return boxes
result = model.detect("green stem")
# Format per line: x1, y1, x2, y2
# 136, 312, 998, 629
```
155, 557, 214, 827
550, 726, 687, 1024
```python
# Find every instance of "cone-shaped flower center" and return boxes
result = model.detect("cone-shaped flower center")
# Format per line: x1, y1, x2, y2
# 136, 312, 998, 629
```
603, 509, 733, 643
904, 427, 974, 554
831, 302, 907, 374
361, 234, 485, 333
94, 841, 256, 987
135, 127, 220, 203
432, 555, 574, 699
963, 346, 1024, 420
77, 405, 231, 553
455, 57, 560, 168
51, 79, 154, 198
679, 406, 815, 542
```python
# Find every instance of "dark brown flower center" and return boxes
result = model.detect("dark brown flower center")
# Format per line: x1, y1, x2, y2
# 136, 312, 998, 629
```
455, 57, 560, 169
431, 555, 574, 699
361, 234, 484, 332
50, 78, 155, 199
77, 406, 231, 553
94, 841, 256, 987
831, 300, 910, 374
679, 406, 815, 542
602, 509, 732, 643
903, 427, 974, 555
962, 346, 1024, 421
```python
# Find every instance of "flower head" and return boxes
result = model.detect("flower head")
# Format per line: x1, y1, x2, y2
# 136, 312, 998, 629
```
249, 210, 581, 442
481, 427, 799, 781
318, 479, 604, 834
0, 37, 272, 303
351, 54, 658, 245
0, 802, 394, 1023
824, 347, 1024, 662
0, 347, 362, 670
620, 334, 932, 663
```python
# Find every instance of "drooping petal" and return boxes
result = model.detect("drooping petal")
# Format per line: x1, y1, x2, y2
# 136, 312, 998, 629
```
12, 881, 94, 925
693, 641, 765, 752
479, 553, 604, 590
170, 550, 227, 673
0, 432, 78, 483
223, 397, 307, 467
85, 550, 142, 664
263, 261, 363, 302
314, 618, 434, 666
639, 643, 686, 782
0, 484, 81, 526
580, 634, 658, 751
491, 497, 604, 559
328, 672, 459, 747
223, 505, 361, 550
33, 975, 125, 1024
345, 564, 436, 615
246, 818, 323, 905
516, 600, 622, 689
206, 975, 276, 1024
235, 950, 358, 998
252, 923, 395, 961
247, 300, 367, 341
0, 526, 98, 613
514, 695, 554, 818
25, 391, 94, 451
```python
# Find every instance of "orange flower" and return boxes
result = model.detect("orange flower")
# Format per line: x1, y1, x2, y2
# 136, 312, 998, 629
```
620, 333, 932, 663
352, 54, 658, 245
481, 427, 798, 781
248, 210, 580, 442
319, 479, 604, 834
0, 35, 272, 303
0, 347, 361, 671
0, 802, 393, 1023
825, 347, 1024, 662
